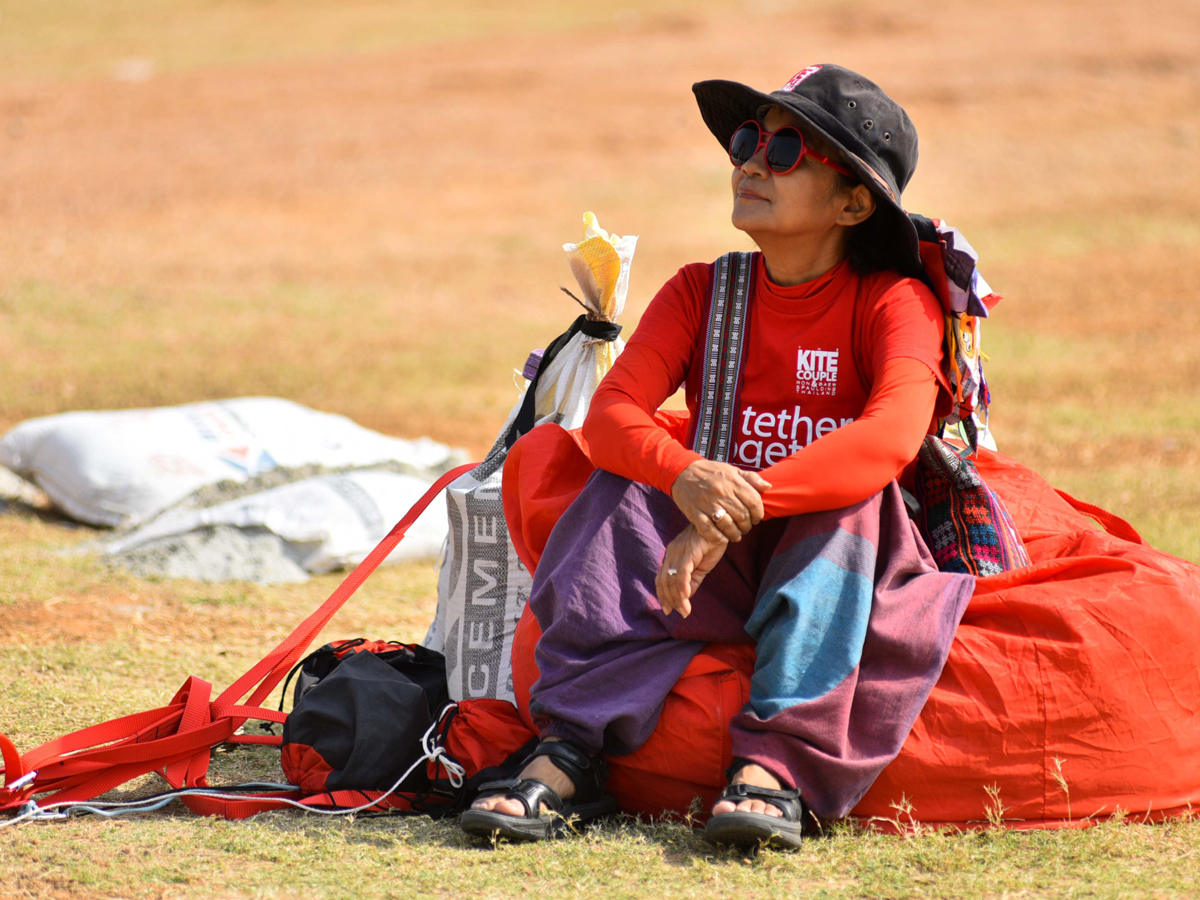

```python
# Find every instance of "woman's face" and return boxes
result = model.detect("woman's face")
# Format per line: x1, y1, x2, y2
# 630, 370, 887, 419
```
730, 106, 872, 243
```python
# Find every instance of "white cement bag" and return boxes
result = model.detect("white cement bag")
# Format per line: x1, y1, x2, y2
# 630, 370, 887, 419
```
0, 397, 463, 527
426, 212, 636, 704
106, 470, 447, 575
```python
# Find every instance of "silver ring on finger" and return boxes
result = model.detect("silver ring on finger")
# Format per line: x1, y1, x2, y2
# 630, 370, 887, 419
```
712, 506, 727, 522
666, 568, 678, 577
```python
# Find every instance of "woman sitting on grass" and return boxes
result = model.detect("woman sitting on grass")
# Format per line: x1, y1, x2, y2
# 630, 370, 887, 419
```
462, 63, 975, 849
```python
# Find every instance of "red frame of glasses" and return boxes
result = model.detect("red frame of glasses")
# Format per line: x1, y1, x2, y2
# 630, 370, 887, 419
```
728, 120, 854, 178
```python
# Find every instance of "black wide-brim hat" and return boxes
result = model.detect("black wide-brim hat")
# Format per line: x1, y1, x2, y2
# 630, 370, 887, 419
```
694, 64, 923, 277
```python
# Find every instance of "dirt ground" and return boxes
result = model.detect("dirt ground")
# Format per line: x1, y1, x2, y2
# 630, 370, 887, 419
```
2, 0, 1197, 442
1, 2, 1199, 896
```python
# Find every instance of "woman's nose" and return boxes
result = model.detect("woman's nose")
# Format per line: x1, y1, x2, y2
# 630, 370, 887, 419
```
739, 144, 771, 177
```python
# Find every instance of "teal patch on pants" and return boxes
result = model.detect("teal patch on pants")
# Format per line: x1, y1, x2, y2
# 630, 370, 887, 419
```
744, 555, 873, 719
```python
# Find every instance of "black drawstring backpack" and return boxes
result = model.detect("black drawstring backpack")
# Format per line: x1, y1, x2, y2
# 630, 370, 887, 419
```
281, 639, 450, 717
280, 641, 450, 796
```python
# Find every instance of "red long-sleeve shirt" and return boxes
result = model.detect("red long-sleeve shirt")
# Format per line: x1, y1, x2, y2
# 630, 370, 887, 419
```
582, 254, 947, 519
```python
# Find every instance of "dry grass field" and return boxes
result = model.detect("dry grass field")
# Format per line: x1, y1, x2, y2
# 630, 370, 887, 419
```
2, 1, 1199, 897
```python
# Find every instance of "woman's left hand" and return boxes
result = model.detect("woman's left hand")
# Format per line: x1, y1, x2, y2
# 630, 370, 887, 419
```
655, 524, 729, 618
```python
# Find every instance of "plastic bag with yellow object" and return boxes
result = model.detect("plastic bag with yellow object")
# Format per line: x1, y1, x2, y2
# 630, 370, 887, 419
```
425, 213, 636, 704
525, 211, 638, 427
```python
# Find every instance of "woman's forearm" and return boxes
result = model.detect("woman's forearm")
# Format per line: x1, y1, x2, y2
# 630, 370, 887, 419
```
583, 342, 702, 494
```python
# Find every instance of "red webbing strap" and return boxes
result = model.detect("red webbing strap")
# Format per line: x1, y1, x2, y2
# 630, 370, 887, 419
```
37, 740, 232, 807
224, 734, 282, 746
216, 706, 287, 724
180, 790, 303, 819
179, 788, 419, 820
18, 704, 186, 772
212, 462, 476, 716
0, 732, 23, 788
33, 718, 235, 775
164, 677, 214, 789
13, 715, 237, 809
1055, 489, 1145, 545
0, 461, 478, 816
212, 705, 286, 747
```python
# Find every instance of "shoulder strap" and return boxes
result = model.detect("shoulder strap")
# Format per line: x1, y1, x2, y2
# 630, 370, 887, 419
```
691, 251, 755, 463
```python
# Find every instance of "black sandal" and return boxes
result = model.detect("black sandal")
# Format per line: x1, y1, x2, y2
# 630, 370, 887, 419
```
459, 740, 617, 842
703, 763, 805, 850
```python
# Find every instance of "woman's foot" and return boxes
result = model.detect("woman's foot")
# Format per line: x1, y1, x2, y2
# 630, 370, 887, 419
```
704, 761, 804, 849
469, 737, 576, 817
460, 739, 615, 842
710, 763, 785, 817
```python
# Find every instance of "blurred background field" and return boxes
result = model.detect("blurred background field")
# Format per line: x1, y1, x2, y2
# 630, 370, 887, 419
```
1, 1, 1199, 897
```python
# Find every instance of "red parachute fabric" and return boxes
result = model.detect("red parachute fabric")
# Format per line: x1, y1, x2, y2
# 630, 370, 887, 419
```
439, 699, 535, 778
504, 423, 1200, 828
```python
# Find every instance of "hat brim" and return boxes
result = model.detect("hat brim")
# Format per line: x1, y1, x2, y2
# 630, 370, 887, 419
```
693, 79, 923, 277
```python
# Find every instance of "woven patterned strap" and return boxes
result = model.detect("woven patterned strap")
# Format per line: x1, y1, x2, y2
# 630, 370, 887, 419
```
691, 251, 755, 463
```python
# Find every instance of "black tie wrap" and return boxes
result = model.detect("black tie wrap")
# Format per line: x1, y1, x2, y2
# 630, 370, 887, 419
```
502, 315, 622, 450
576, 317, 622, 342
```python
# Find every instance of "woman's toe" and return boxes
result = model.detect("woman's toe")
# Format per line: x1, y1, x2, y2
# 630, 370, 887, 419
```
735, 798, 783, 817
711, 799, 737, 816
471, 796, 526, 817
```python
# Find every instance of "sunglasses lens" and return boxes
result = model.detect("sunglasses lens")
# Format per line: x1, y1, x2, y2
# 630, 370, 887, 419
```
729, 125, 760, 166
765, 130, 804, 173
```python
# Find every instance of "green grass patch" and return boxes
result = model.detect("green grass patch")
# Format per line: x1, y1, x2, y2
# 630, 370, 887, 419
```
3, 810, 1199, 899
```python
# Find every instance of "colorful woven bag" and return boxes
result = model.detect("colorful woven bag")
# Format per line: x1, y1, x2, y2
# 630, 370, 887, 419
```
913, 435, 1029, 576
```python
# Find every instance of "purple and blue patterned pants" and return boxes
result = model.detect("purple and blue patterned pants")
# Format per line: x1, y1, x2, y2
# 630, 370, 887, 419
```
528, 470, 974, 818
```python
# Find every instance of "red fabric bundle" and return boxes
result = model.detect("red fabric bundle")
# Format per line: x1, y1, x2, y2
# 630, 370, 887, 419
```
504, 423, 1200, 827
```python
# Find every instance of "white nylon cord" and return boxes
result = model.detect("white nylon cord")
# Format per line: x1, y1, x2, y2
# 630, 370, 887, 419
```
0, 705, 465, 828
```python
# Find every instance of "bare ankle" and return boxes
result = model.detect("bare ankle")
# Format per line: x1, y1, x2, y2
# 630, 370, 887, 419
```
730, 763, 783, 790
520, 753, 576, 800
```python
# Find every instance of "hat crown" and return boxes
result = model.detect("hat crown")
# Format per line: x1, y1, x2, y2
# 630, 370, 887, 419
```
773, 64, 917, 196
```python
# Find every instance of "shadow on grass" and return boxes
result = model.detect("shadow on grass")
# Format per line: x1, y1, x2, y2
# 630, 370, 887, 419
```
243, 808, 724, 858
0, 496, 83, 528
408, 810, 799, 863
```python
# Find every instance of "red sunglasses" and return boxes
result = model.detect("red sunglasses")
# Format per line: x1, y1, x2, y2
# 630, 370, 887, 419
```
728, 120, 854, 177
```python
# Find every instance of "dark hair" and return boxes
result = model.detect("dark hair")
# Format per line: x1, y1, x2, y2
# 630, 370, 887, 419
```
834, 172, 893, 275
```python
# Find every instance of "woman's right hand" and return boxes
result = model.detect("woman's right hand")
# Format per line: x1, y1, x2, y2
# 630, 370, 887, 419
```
670, 458, 772, 543
656, 523, 729, 618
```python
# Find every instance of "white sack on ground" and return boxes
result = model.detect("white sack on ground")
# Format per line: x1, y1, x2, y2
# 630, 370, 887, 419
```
0, 467, 46, 508
106, 470, 448, 580
427, 212, 636, 704
0, 397, 465, 527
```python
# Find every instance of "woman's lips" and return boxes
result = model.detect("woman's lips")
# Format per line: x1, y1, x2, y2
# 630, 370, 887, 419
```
736, 188, 769, 201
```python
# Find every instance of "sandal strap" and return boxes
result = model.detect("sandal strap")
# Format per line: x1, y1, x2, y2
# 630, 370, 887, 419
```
474, 778, 564, 819
717, 782, 804, 823
523, 740, 609, 804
